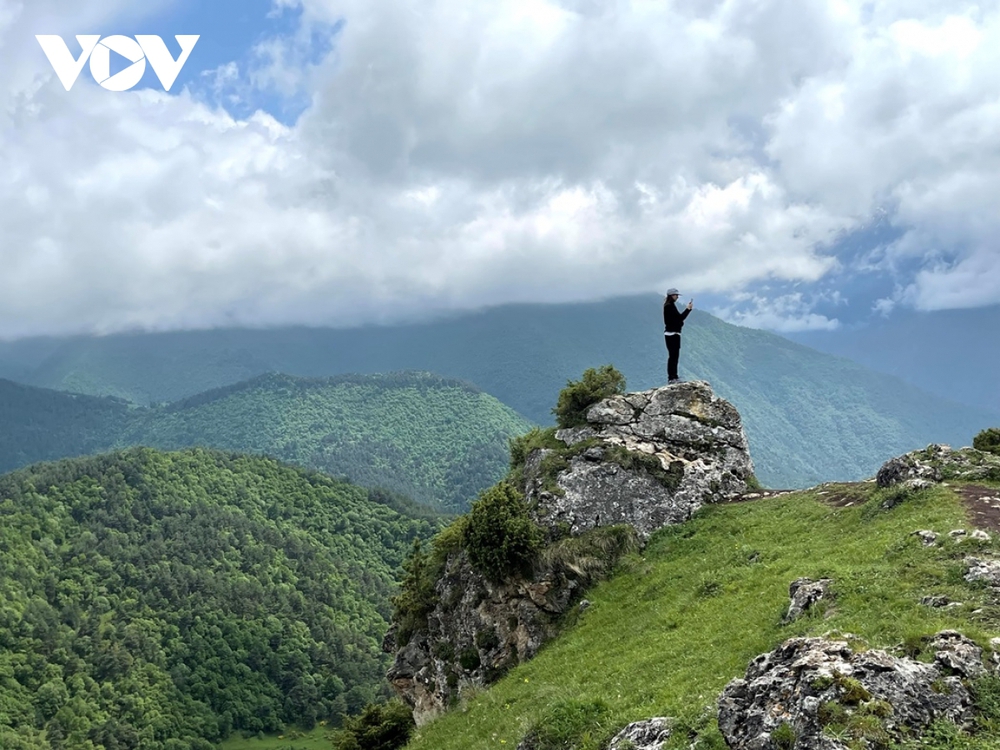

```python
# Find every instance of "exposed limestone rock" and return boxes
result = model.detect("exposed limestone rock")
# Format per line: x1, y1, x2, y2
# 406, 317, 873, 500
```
386, 381, 754, 723
718, 632, 983, 750
920, 594, 955, 609
606, 718, 673, 750
525, 381, 754, 539
912, 529, 939, 546
385, 546, 611, 725
877, 444, 1000, 489
965, 557, 1000, 587
783, 578, 833, 623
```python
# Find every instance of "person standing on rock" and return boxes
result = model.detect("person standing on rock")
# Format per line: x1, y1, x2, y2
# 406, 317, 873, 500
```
663, 289, 693, 384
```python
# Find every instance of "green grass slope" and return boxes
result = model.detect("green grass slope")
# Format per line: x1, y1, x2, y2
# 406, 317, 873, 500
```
118, 372, 533, 511
2, 296, 992, 488
402, 482, 1000, 750
0, 448, 438, 750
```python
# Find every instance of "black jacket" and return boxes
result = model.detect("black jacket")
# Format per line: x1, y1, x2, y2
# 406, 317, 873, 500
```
663, 298, 690, 334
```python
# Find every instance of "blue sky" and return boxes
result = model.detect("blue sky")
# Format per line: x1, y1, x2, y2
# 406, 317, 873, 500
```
91, 0, 314, 122
2, 0, 1000, 338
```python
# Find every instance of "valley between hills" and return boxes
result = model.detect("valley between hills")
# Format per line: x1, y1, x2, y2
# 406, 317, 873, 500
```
0, 308, 998, 750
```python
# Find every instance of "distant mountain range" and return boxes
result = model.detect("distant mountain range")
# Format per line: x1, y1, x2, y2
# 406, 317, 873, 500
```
0, 296, 994, 488
0, 372, 531, 511
789, 304, 1000, 415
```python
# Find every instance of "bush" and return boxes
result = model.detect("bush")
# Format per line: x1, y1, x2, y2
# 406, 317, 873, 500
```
520, 699, 613, 750
553, 366, 626, 428
464, 482, 543, 582
331, 700, 415, 750
391, 540, 438, 646
974, 428, 1000, 456
392, 515, 472, 645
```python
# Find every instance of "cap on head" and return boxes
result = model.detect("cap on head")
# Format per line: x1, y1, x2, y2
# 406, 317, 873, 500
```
666, 288, 679, 296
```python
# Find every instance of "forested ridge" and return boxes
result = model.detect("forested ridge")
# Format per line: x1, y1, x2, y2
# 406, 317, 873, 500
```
0, 297, 990, 488
118, 372, 532, 511
0, 372, 530, 511
0, 379, 128, 474
0, 448, 439, 749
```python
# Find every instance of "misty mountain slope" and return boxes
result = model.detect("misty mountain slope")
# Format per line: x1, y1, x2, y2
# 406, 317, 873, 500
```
790, 304, 1000, 415
677, 313, 991, 487
119, 372, 533, 510
1, 296, 994, 488
0, 378, 129, 473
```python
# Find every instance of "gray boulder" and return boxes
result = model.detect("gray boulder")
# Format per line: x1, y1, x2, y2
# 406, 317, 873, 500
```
877, 444, 1000, 488
386, 549, 589, 725
606, 717, 673, 750
783, 578, 833, 623
965, 557, 1000, 587
718, 632, 983, 749
526, 381, 754, 540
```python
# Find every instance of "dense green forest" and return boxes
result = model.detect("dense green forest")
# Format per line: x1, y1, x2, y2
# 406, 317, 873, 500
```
118, 373, 532, 511
0, 380, 129, 475
0, 298, 991, 487
0, 373, 530, 511
0, 448, 439, 749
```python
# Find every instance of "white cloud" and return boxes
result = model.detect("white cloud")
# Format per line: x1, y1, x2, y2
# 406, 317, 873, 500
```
1, 0, 1000, 337
714, 292, 842, 332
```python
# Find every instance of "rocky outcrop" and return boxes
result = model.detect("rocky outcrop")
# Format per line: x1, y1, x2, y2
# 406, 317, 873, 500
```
783, 578, 833, 623
965, 556, 1000, 587
384, 541, 625, 725
386, 381, 754, 724
524, 381, 754, 539
718, 632, 985, 749
606, 718, 673, 750
877, 444, 1000, 489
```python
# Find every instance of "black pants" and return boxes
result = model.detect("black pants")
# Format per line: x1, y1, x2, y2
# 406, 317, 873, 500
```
665, 334, 681, 381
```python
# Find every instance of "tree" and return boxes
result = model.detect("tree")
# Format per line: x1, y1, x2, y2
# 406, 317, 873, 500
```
464, 483, 542, 582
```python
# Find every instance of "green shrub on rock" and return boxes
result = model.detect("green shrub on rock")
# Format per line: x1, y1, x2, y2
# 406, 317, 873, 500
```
464, 482, 543, 582
553, 365, 626, 428
974, 428, 1000, 456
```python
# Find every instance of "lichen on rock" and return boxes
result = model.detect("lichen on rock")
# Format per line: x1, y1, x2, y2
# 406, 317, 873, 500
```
717, 631, 985, 750
877, 443, 1000, 489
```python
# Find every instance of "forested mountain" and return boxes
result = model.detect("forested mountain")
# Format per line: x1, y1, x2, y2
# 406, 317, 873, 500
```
0, 448, 438, 750
0, 297, 992, 488
119, 372, 532, 511
0, 373, 530, 511
0, 379, 129, 474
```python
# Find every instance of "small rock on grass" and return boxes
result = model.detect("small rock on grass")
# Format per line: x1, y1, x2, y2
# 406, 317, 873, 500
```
606, 718, 673, 750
